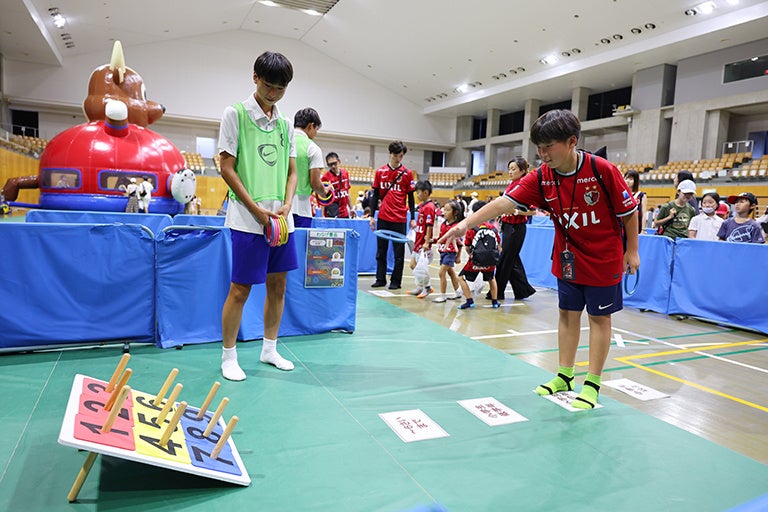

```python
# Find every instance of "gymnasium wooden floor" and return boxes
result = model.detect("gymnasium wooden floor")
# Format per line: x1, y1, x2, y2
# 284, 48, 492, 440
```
359, 263, 768, 466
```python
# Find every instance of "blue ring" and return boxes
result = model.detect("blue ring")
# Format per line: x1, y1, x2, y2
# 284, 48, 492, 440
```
374, 229, 409, 243
624, 268, 640, 296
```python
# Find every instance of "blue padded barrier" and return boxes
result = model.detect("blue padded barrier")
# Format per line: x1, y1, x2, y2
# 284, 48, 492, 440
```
623, 234, 675, 313
155, 227, 358, 348
172, 214, 226, 227
0, 223, 155, 350
669, 239, 768, 333
519, 226, 558, 290
26, 209, 173, 235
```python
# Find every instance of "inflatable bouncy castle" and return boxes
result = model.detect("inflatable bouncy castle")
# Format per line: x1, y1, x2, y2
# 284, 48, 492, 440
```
2, 41, 195, 213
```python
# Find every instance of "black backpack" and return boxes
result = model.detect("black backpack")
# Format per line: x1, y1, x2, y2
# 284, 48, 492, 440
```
471, 226, 500, 266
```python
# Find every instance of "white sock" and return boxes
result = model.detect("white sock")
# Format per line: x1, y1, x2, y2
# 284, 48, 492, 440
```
221, 346, 246, 381
260, 338, 294, 371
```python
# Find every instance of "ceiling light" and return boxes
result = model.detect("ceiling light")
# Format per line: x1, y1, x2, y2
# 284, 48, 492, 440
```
631, 27, 642, 34
726, 0, 739, 5
561, 51, 571, 57
685, 8, 697, 15
644, 23, 656, 29
259, 1, 279, 6
612, 34, 623, 40
697, 1, 716, 14
456, 84, 469, 93
572, 48, 581, 54
516, 67, 526, 72
53, 14, 66, 28
539, 54, 558, 65
600, 38, 611, 44
301, 9, 321, 15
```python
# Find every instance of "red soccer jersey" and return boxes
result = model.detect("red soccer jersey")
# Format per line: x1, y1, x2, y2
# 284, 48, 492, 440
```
322, 168, 352, 218
500, 177, 530, 225
372, 164, 415, 223
462, 222, 500, 273
504, 151, 637, 286
413, 200, 436, 251
437, 220, 462, 254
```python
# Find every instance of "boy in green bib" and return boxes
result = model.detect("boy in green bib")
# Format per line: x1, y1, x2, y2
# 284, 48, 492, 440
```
217, 51, 298, 381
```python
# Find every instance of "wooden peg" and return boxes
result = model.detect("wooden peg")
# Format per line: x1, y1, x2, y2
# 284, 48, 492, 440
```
203, 397, 229, 438
105, 354, 130, 393
197, 381, 220, 419
104, 368, 132, 412
210, 415, 238, 460
67, 452, 98, 502
152, 368, 179, 407
102, 385, 130, 433
159, 401, 187, 447
156, 383, 183, 425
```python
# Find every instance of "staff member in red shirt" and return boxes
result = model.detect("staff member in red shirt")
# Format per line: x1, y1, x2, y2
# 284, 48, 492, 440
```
369, 141, 416, 290
322, 152, 352, 218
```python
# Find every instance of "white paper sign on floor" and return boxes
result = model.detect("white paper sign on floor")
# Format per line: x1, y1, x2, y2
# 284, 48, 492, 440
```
379, 409, 449, 443
604, 378, 669, 401
541, 391, 605, 412
457, 397, 528, 426
369, 290, 395, 297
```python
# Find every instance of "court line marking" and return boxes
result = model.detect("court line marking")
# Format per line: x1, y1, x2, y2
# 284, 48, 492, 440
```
473, 326, 590, 340
615, 353, 768, 413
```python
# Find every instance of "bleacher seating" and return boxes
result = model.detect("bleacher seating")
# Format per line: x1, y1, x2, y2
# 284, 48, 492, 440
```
180, 151, 206, 172
5, 135, 48, 156
430, 172, 465, 188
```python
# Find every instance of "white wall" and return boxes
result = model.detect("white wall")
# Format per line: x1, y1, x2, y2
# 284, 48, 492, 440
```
4, 30, 454, 146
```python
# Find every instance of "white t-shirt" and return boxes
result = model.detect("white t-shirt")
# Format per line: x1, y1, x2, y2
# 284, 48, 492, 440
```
138, 180, 153, 210
290, 128, 325, 219
688, 212, 724, 241
217, 94, 296, 234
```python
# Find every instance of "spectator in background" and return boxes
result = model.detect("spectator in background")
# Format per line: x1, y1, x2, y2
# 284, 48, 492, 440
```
654, 180, 696, 239
354, 190, 364, 212
755, 206, 768, 240
137, 175, 153, 213
291, 107, 330, 227
468, 191, 479, 211
124, 177, 139, 213
688, 192, 723, 241
623, 169, 647, 234
673, 170, 699, 214
717, 192, 765, 243
322, 152, 353, 218
716, 202, 729, 220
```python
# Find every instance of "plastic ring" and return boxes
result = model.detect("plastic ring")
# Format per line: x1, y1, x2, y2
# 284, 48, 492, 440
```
316, 182, 336, 207
373, 229, 410, 244
624, 268, 640, 296
278, 216, 289, 246
265, 216, 281, 247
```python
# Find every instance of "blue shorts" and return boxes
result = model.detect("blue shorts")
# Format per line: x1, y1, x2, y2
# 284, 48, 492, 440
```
439, 252, 457, 267
230, 228, 298, 285
557, 279, 622, 316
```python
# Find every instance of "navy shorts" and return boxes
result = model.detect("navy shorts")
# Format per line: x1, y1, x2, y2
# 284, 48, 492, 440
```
439, 252, 457, 267
460, 269, 494, 282
230, 228, 298, 285
557, 279, 623, 316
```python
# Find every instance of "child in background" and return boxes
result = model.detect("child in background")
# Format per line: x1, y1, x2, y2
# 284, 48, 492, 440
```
407, 180, 436, 298
717, 192, 765, 243
456, 201, 501, 310
432, 200, 464, 303
688, 192, 723, 241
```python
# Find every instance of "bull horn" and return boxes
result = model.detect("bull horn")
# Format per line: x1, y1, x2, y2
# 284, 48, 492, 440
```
109, 40, 126, 84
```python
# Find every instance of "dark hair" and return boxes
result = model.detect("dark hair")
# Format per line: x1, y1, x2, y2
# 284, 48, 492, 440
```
253, 51, 293, 86
471, 200, 487, 213
508, 156, 529, 173
701, 191, 720, 204
624, 169, 640, 193
530, 109, 580, 145
415, 180, 432, 194
444, 200, 465, 222
325, 152, 339, 162
677, 170, 694, 183
388, 141, 408, 155
294, 107, 321, 129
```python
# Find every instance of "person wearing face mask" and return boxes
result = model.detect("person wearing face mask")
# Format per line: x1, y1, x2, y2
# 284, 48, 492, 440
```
688, 192, 724, 241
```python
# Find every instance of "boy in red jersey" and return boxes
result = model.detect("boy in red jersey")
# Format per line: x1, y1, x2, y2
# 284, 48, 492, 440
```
440, 110, 640, 409
322, 152, 352, 218
455, 201, 501, 310
369, 141, 416, 290
408, 180, 436, 298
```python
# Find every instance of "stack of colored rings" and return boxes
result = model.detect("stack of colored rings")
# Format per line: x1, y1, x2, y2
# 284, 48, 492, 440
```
316, 182, 336, 207
264, 216, 289, 247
